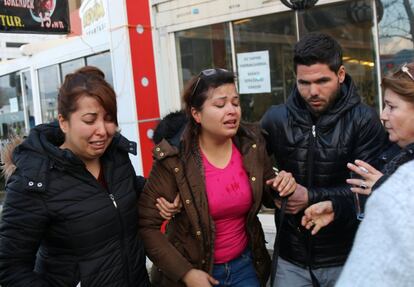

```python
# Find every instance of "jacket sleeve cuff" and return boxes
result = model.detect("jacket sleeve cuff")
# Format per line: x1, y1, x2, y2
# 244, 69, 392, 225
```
371, 175, 386, 191
307, 187, 318, 205
172, 262, 194, 283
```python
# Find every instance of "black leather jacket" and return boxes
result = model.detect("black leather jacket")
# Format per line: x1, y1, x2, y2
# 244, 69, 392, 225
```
0, 123, 149, 287
261, 75, 387, 268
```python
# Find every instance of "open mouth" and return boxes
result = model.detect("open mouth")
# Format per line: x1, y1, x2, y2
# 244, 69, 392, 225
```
223, 119, 238, 128
89, 140, 106, 149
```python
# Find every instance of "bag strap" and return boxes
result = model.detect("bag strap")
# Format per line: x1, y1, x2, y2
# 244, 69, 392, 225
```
270, 199, 320, 287
270, 197, 288, 287
307, 233, 320, 287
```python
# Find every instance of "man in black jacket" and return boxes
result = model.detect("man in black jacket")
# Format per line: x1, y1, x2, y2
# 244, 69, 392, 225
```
261, 33, 387, 287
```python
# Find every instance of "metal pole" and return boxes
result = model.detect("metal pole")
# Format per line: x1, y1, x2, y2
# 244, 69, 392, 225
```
372, 0, 383, 113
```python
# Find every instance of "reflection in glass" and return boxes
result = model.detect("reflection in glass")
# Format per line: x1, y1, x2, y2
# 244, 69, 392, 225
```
298, 0, 379, 110
0, 72, 25, 141
378, 0, 414, 75
233, 13, 296, 122
22, 71, 35, 130
86, 52, 113, 86
0, 72, 26, 193
61, 58, 85, 80
176, 24, 232, 93
39, 65, 59, 123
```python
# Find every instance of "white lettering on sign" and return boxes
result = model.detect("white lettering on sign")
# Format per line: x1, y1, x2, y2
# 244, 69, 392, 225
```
4, 0, 34, 9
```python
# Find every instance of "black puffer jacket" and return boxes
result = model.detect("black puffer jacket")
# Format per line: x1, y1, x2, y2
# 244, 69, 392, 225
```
261, 75, 387, 268
372, 142, 414, 190
0, 123, 149, 287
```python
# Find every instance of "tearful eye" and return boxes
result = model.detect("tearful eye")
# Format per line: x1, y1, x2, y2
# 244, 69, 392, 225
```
104, 115, 114, 122
83, 119, 95, 125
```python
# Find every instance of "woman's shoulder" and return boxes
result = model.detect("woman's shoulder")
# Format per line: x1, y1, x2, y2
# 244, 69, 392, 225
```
1, 137, 24, 181
152, 138, 180, 161
238, 122, 268, 142
4, 152, 50, 197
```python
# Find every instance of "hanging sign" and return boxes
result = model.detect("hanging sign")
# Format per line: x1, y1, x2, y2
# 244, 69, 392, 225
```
79, 0, 107, 36
0, 0, 70, 34
237, 50, 271, 94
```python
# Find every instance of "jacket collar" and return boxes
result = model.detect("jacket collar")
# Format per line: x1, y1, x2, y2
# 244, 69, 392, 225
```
152, 122, 258, 161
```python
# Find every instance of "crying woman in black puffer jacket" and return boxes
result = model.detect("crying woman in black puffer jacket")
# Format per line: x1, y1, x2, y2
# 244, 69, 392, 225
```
0, 66, 150, 287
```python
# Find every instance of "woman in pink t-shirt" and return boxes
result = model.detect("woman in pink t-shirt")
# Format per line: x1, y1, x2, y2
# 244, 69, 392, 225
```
139, 68, 296, 287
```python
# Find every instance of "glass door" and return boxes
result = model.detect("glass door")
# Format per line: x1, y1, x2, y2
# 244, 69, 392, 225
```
232, 12, 297, 122
297, 0, 380, 109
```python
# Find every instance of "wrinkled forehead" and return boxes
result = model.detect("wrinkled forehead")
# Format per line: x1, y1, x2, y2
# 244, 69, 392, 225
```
206, 83, 238, 100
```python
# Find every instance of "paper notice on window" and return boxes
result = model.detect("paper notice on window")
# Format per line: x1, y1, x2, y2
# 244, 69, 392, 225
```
9, 97, 18, 113
237, 51, 271, 94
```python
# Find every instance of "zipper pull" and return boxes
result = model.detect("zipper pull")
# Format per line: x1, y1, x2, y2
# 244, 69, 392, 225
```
312, 125, 316, 137
109, 194, 118, 208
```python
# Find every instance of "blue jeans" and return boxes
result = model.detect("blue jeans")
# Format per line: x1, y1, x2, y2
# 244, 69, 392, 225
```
212, 248, 260, 287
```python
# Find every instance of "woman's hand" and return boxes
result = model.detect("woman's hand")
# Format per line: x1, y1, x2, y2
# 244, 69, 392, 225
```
182, 269, 219, 287
346, 160, 383, 195
301, 201, 334, 235
155, 193, 182, 220
266, 170, 296, 197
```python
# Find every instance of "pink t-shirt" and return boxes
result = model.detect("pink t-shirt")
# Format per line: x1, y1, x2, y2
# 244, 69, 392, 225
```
202, 143, 253, 264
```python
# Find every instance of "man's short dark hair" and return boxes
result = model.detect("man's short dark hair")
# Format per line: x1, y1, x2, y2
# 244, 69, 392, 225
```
294, 33, 343, 73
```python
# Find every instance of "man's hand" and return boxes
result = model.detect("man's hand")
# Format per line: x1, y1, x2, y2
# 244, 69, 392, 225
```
301, 201, 334, 235
182, 269, 219, 287
155, 194, 182, 220
274, 184, 308, 214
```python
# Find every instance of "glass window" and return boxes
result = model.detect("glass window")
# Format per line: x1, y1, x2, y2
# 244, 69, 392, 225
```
61, 58, 85, 80
176, 23, 233, 92
298, 0, 379, 109
233, 12, 296, 122
21, 71, 35, 130
0, 72, 25, 140
86, 52, 113, 86
378, 0, 414, 74
38, 65, 59, 123
0, 72, 26, 194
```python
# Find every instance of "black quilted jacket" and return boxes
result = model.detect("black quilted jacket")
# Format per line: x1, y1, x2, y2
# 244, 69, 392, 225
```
261, 75, 388, 268
373, 142, 414, 190
0, 123, 149, 287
